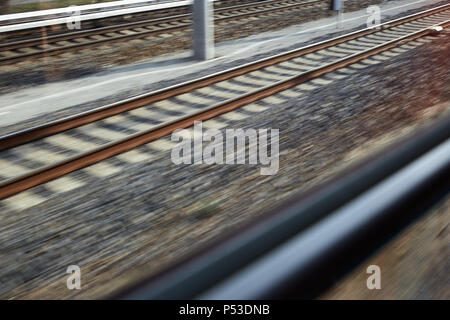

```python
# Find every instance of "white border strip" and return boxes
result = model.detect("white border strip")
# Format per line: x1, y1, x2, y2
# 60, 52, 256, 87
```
0, 0, 193, 33
0, 0, 185, 21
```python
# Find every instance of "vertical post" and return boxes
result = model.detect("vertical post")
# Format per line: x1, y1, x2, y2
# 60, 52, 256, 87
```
193, 0, 214, 60
332, 0, 341, 11
332, 0, 342, 29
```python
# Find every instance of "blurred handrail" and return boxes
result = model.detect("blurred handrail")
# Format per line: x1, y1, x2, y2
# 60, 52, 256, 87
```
113, 112, 450, 299
201, 125, 450, 299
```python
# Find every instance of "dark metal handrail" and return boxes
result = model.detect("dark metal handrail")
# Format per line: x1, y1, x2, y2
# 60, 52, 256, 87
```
113, 113, 450, 299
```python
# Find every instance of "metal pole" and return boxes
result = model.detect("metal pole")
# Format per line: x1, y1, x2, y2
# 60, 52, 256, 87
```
332, 0, 343, 29
193, 0, 214, 60
338, 10, 343, 29
332, 0, 342, 11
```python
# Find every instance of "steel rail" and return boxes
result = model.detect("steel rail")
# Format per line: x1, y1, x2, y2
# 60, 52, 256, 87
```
0, 18, 447, 200
112, 112, 450, 300
1, 3, 448, 152
0, 13, 192, 50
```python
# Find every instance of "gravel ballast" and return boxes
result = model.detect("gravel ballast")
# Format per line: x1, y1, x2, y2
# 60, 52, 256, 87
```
0, 27, 448, 299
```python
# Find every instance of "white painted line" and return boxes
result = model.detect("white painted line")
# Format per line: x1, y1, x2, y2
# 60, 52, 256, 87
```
0, 1, 192, 33
0, 0, 179, 21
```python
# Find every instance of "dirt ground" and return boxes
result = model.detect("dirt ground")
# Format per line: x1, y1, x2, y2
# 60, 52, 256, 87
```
320, 193, 449, 299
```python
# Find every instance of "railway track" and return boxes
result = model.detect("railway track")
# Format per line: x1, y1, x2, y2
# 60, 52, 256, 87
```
0, 0, 327, 64
0, 4, 449, 203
